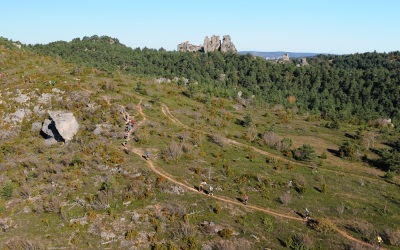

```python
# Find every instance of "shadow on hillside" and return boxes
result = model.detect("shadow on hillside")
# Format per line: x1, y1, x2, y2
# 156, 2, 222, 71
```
277, 238, 287, 247
313, 187, 322, 193
344, 133, 357, 140
295, 211, 305, 219
345, 225, 371, 244
327, 148, 339, 157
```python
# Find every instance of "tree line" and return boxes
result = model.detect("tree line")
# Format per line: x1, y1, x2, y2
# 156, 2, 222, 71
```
27, 35, 400, 124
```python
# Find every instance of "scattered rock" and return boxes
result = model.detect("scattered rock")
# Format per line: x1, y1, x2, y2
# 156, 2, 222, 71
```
33, 105, 46, 117
13, 93, 30, 104
38, 93, 53, 104
0, 218, 15, 232
131, 212, 141, 222
100, 231, 115, 241
70, 216, 88, 226
170, 185, 185, 195
31, 121, 43, 132
4, 109, 31, 124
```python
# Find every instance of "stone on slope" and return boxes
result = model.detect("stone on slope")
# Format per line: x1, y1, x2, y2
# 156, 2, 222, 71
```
41, 111, 79, 142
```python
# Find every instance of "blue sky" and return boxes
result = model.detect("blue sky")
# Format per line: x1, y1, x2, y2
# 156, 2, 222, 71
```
1, 0, 399, 54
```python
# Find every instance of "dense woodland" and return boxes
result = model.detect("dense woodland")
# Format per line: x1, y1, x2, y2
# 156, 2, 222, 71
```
27, 35, 400, 124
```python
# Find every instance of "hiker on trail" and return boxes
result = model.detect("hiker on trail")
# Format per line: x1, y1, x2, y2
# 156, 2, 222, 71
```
305, 208, 310, 220
288, 180, 293, 188
209, 186, 214, 196
199, 181, 207, 192
131, 119, 135, 125
244, 194, 248, 205
377, 235, 383, 249
127, 123, 132, 131
145, 151, 149, 160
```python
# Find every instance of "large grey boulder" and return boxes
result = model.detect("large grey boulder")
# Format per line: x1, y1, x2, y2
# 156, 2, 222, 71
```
41, 111, 79, 142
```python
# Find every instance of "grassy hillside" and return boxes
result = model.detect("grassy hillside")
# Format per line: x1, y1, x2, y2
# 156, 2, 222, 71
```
0, 40, 399, 249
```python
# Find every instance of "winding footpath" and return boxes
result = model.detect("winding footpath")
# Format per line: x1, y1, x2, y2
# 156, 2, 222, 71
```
125, 101, 377, 249
161, 105, 398, 188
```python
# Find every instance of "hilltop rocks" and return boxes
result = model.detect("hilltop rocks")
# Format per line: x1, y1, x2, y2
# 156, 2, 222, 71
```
203, 35, 221, 52
178, 35, 237, 53
177, 41, 202, 52
221, 35, 237, 53
41, 111, 79, 142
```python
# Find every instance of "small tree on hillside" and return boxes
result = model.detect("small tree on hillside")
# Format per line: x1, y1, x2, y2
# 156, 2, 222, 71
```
242, 113, 252, 127
293, 144, 315, 161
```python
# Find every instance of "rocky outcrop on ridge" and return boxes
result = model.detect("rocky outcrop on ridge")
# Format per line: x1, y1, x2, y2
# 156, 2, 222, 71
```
220, 35, 237, 53
178, 35, 237, 53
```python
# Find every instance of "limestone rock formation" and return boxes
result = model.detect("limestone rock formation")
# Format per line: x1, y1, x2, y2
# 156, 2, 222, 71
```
300, 58, 309, 66
178, 35, 236, 53
177, 41, 202, 52
220, 35, 237, 53
41, 110, 79, 142
203, 35, 221, 52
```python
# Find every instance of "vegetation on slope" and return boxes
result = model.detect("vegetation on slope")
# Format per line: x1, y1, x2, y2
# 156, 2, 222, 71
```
28, 35, 400, 124
0, 37, 399, 249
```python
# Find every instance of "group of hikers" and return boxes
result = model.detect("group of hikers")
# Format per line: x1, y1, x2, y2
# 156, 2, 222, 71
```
121, 108, 136, 146
120, 107, 150, 161
198, 181, 214, 196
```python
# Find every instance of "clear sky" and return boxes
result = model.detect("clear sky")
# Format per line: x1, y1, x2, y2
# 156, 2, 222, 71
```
1, 0, 399, 54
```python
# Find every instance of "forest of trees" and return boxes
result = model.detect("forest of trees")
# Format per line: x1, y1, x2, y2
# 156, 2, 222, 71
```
27, 35, 400, 124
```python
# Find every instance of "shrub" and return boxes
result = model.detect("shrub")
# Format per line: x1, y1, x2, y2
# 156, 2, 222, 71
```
384, 170, 394, 180
308, 218, 336, 234
242, 113, 252, 127
2, 180, 13, 199
262, 217, 274, 232
338, 141, 361, 161
280, 193, 292, 205
125, 229, 138, 240
163, 141, 183, 162
182, 236, 198, 250
293, 144, 315, 161
384, 228, 400, 246
218, 228, 233, 238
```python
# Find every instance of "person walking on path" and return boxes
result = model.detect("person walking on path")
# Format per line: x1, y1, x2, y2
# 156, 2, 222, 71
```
305, 208, 310, 220
199, 181, 207, 192
244, 194, 249, 205
209, 186, 214, 196
377, 235, 383, 249
145, 152, 149, 160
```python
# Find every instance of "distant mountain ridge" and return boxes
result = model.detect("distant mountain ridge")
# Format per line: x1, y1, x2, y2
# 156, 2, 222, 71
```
238, 51, 321, 59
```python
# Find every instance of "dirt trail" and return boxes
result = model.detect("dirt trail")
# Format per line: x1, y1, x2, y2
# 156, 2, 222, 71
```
128, 103, 376, 249
161, 105, 396, 187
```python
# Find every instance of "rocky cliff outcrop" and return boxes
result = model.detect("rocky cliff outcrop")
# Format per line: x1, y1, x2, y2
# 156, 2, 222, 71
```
178, 35, 237, 53
41, 110, 79, 142
220, 35, 237, 53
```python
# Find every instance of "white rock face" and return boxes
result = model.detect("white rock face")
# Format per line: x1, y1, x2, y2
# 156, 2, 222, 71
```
4, 109, 31, 124
41, 111, 79, 141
